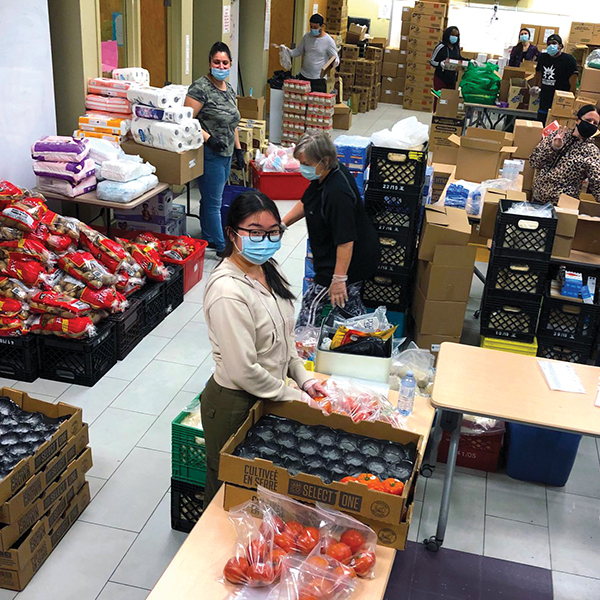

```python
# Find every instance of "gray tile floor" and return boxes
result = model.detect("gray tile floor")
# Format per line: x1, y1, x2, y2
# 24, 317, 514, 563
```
3, 104, 600, 600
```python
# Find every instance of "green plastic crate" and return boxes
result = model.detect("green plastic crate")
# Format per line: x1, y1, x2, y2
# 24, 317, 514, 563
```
171, 397, 207, 486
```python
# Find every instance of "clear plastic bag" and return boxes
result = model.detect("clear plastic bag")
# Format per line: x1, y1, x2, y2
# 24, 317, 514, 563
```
504, 201, 554, 217
181, 394, 203, 430
370, 116, 429, 150
390, 342, 435, 397
294, 325, 319, 361
279, 45, 292, 71
461, 415, 505, 435
586, 48, 600, 69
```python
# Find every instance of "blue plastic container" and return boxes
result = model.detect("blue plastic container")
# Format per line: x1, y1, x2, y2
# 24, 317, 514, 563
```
220, 185, 258, 232
506, 422, 581, 486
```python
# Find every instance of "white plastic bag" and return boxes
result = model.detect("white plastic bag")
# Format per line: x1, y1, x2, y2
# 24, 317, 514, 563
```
101, 157, 156, 182
371, 116, 429, 150
279, 45, 292, 71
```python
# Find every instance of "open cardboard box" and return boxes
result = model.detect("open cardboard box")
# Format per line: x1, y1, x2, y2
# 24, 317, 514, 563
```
573, 197, 600, 255
0, 389, 83, 508
418, 205, 471, 261
346, 23, 367, 44
219, 400, 423, 526
479, 189, 528, 239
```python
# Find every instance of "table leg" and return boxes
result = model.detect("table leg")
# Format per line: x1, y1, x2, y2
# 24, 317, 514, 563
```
106, 208, 111, 237
421, 410, 443, 478
424, 410, 463, 552
185, 181, 201, 221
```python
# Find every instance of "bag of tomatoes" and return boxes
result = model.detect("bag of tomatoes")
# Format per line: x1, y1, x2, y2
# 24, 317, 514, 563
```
276, 554, 357, 600
315, 506, 377, 579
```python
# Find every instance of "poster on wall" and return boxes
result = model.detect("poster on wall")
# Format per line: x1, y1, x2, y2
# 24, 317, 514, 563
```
264, 0, 271, 51
379, 0, 392, 20
223, 4, 231, 34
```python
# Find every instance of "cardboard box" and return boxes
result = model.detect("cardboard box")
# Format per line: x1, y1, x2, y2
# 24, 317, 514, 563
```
418, 205, 471, 262
237, 96, 265, 120
396, 63, 407, 80
520, 24, 540, 45
356, 59, 376, 75
382, 62, 398, 78
572, 199, 600, 254
405, 73, 434, 87
512, 119, 543, 159
380, 89, 404, 105
570, 22, 595, 44
113, 186, 173, 225
592, 24, 600, 45
401, 6, 413, 21
339, 59, 356, 74
333, 103, 351, 129
416, 245, 476, 302
552, 234, 574, 258
522, 159, 535, 192
479, 189, 528, 238
539, 26, 560, 45
403, 97, 434, 112
552, 91, 575, 117
410, 13, 444, 28
219, 400, 422, 525
448, 128, 517, 182
430, 116, 464, 165
0, 390, 83, 509
400, 35, 408, 50
341, 44, 359, 61
355, 72, 376, 87
435, 89, 460, 118
580, 67, 600, 93
413, 333, 461, 359
413, 1, 448, 16
401, 20, 411, 36
408, 26, 441, 42
0, 483, 91, 592
381, 76, 405, 93
121, 140, 203, 186
521, 59, 537, 75
369, 37, 388, 48
555, 194, 580, 238
365, 46, 384, 62
383, 47, 401, 64
406, 48, 434, 64
508, 78, 530, 110
406, 62, 434, 76
398, 49, 408, 65
412, 285, 467, 337
346, 23, 367, 44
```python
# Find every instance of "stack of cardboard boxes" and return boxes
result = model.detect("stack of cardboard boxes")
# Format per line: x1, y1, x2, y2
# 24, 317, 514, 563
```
548, 91, 577, 129
568, 21, 600, 45
520, 22, 560, 50
282, 79, 310, 146
578, 67, 600, 109
381, 47, 407, 105
352, 55, 381, 113
326, 0, 348, 39
0, 391, 91, 591
511, 118, 543, 196
339, 43, 359, 101
429, 89, 465, 165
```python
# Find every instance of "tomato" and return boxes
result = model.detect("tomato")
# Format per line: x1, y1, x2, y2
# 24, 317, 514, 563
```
260, 515, 285, 536
284, 520, 305, 537
223, 557, 249, 584
351, 550, 376, 577
340, 476, 357, 483
302, 578, 334, 599
246, 538, 269, 564
326, 541, 353, 564
366, 478, 385, 492
320, 537, 339, 555
313, 395, 333, 414
340, 529, 366, 554
271, 547, 287, 579
298, 596, 319, 600
307, 555, 329, 569
274, 531, 297, 553
382, 478, 405, 495
356, 473, 377, 486
246, 561, 275, 586
297, 526, 320, 555
333, 565, 356, 578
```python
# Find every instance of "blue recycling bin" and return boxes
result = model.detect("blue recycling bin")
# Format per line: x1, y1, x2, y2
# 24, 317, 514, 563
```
506, 422, 581, 486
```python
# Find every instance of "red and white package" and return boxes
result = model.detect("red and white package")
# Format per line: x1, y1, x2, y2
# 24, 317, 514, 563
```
80, 226, 127, 272
0, 227, 23, 242
40, 211, 81, 241
0, 238, 56, 266
0, 277, 34, 302
28, 221, 74, 254
58, 251, 119, 289
0, 297, 30, 320
0, 180, 27, 202
161, 236, 196, 262
543, 120, 561, 137
0, 258, 47, 287
29, 290, 91, 318
47, 270, 124, 311
117, 239, 169, 282
134, 232, 161, 249
0, 317, 29, 337
29, 314, 96, 338
0, 198, 47, 232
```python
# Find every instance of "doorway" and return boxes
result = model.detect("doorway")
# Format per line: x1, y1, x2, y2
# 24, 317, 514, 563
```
141, 0, 169, 86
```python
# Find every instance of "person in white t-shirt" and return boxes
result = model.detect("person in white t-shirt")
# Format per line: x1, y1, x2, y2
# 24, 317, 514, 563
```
286, 13, 339, 92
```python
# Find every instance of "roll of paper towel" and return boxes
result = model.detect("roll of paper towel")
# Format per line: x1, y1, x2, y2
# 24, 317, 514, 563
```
112, 68, 150, 86
132, 104, 194, 124
127, 86, 186, 109
131, 118, 203, 153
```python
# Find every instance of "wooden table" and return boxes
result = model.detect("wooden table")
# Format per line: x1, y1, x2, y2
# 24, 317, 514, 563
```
149, 374, 436, 600
424, 342, 600, 552
40, 182, 170, 236
463, 103, 538, 134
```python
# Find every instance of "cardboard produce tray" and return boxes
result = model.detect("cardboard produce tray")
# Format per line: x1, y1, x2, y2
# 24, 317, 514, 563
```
219, 400, 423, 526
0, 389, 83, 508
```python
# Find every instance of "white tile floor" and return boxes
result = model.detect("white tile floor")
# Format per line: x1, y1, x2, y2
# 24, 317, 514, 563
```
5, 104, 600, 600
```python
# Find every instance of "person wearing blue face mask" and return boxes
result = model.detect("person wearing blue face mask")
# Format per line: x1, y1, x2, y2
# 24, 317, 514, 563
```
531, 34, 578, 124
509, 28, 540, 67
431, 26, 466, 91
202, 191, 327, 506
185, 42, 244, 258
283, 14, 339, 93
283, 131, 379, 328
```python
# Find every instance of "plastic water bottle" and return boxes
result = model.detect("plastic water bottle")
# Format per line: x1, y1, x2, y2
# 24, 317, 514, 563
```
398, 370, 416, 417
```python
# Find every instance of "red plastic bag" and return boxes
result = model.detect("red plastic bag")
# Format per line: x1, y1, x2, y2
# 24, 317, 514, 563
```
0, 277, 34, 302
161, 236, 197, 262
0, 180, 27, 202
80, 226, 127, 272
134, 232, 161, 249
39, 211, 81, 241
0, 227, 23, 242
46, 270, 124, 311
0, 258, 47, 287
0, 238, 56, 266
0, 316, 29, 337
0, 198, 47, 232
0, 297, 29, 320
58, 251, 119, 289
117, 239, 169, 282
29, 290, 91, 318
30, 314, 96, 338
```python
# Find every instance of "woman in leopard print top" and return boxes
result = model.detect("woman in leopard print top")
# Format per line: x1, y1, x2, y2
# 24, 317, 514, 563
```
530, 105, 600, 204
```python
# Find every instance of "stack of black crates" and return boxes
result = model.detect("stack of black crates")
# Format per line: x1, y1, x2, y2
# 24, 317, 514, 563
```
480, 199, 558, 346
362, 144, 428, 315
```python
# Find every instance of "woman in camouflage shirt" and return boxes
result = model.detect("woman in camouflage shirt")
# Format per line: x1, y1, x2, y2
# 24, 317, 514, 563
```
530, 105, 600, 204
185, 42, 244, 256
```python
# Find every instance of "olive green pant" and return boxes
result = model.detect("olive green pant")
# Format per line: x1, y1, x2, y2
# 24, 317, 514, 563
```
200, 376, 257, 509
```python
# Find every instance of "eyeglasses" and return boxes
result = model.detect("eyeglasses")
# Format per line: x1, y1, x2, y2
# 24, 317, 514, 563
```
237, 227, 283, 243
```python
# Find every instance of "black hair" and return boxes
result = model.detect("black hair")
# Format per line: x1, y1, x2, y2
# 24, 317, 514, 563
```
442, 26, 460, 47
224, 191, 295, 301
515, 28, 531, 55
577, 104, 599, 119
209, 41, 232, 63
310, 13, 324, 26
547, 34, 563, 47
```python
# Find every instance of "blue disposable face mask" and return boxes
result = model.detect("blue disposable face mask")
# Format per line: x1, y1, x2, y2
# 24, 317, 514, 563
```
236, 234, 281, 265
449, 35, 458, 44
520, 34, 529, 43
211, 67, 230, 80
547, 44, 559, 56
300, 158, 324, 181
310, 27, 321, 36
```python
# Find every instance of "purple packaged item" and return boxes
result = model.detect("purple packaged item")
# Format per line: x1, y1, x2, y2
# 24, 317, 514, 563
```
32, 157, 96, 184
31, 136, 90, 163
36, 175, 97, 198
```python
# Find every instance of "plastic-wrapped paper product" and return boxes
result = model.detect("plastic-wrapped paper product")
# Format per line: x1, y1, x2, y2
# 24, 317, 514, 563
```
126, 85, 187, 108
31, 136, 89, 163
96, 174, 159, 203
112, 67, 150, 86
36, 175, 97, 198
101, 158, 156, 183
85, 94, 131, 115
370, 116, 429, 150
79, 113, 131, 136
86, 138, 124, 163
32, 157, 96, 184
132, 104, 194, 124
87, 77, 141, 98
131, 118, 203, 153
73, 129, 124, 145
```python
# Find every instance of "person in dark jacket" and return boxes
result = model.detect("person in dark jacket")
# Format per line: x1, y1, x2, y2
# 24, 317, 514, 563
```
282, 131, 379, 328
509, 28, 540, 67
431, 26, 466, 91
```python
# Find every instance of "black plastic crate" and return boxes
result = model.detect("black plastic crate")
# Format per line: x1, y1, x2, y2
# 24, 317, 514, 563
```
362, 271, 413, 311
480, 295, 541, 343
537, 337, 592, 364
39, 320, 117, 387
108, 298, 144, 361
537, 296, 600, 344
365, 189, 422, 235
492, 199, 557, 260
171, 478, 204, 533
133, 280, 166, 335
165, 265, 184, 315
367, 145, 428, 194
485, 255, 549, 302
377, 232, 417, 275
0, 334, 39, 382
